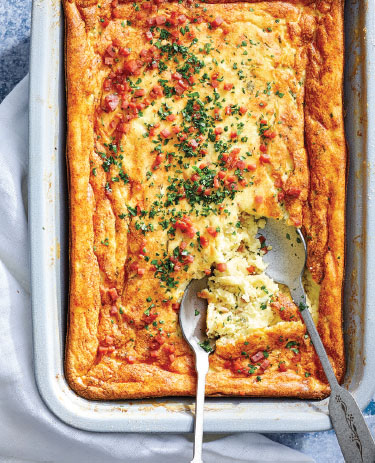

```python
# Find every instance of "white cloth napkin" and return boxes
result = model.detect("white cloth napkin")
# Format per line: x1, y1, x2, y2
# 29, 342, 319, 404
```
0, 76, 315, 463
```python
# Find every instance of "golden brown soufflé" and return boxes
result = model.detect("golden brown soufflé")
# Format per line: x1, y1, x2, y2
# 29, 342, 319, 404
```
64, 0, 346, 399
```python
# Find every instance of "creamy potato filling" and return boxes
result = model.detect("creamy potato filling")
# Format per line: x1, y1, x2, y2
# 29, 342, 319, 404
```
200, 215, 319, 344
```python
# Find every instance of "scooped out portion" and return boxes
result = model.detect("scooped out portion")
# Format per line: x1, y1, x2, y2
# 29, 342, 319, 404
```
199, 215, 320, 345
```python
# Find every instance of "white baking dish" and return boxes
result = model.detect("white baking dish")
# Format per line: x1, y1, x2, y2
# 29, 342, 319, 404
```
28, 0, 375, 432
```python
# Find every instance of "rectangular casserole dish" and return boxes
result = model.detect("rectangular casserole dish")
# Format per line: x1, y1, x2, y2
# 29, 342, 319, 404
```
29, 0, 375, 432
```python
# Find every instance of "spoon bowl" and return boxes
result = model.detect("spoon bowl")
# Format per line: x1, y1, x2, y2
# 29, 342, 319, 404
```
179, 275, 214, 463
258, 219, 306, 287
179, 276, 215, 354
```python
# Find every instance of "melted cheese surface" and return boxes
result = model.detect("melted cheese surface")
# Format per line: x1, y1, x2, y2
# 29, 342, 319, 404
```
88, 1, 312, 346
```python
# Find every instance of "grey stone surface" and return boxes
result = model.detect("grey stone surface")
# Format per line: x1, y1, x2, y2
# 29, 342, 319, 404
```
0, 0, 31, 102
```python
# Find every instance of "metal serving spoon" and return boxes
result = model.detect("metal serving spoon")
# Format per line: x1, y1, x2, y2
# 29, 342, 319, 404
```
261, 218, 375, 463
179, 275, 213, 463
180, 218, 375, 463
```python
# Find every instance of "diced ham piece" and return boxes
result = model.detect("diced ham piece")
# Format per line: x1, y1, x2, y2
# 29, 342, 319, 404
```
263, 130, 276, 139
175, 80, 188, 95
149, 85, 163, 99
104, 94, 119, 112
106, 45, 116, 57
164, 344, 175, 354
103, 79, 112, 91
160, 128, 172, 138
292, 353, 301, 363
100, 18, 109, 28
134, 89, 146, 97
177, 14, 187, 24
260, 153, 271, 163
184, 254, 194, 264
250, 351, 264, 363
218, 171, 226, 179
144, 312, 158, 324
211, 16, 223, 28
117, 122, 130, 134
145, 31, 153, 41
155, 334, 166, 345
123, 59, 141, 75
216, 263, 227, 272
199, 236, 209, 248
110, 306, 118, 315
285, 186, 302, 197
260, 359, 270, 370
207, 227, 218, 238
186, 227, 196, 238
189, 139, 198, 149
278, 191, 285, 202
279, 362, 287, 372
109, 287, 119, 302
155, 15, 166, 25
119, 47, 131, 57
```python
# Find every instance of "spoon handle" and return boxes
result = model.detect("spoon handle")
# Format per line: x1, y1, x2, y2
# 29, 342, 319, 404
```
191, 353, 209, 463
292, 285, 375, 462
297, 293, 339, 387
329, 383, 375, 463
